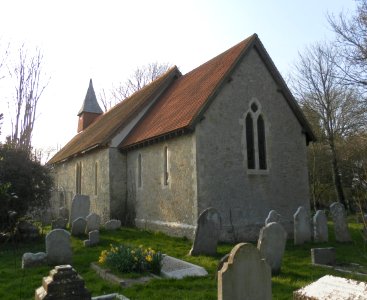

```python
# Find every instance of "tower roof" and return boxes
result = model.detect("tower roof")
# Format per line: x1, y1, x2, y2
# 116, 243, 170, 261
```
77, 79, 103, 116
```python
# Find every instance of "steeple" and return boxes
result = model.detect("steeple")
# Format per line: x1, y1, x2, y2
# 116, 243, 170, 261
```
77, 79, 103, 133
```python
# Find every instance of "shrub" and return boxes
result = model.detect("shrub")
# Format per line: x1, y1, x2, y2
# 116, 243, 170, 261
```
0, 145, 53, 231
99, 244, 163, 275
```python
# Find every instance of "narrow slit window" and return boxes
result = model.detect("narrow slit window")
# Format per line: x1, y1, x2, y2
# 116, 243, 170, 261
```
257, 115, 267, 170
76, 162, 82, 194
138, 153, 142, 188
163, 146, 169, 185
246, 114, 255, 169
94, 162, 98, 195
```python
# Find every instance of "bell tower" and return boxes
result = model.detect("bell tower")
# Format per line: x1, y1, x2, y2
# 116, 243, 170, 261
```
77, 79, 103, 133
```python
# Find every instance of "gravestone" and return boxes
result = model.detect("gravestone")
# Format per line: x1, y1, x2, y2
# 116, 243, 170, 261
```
71, 217, 87, 236
59, 207, 69, 220
257, 222, 287, 275
85, 213, 101, 233
218, 243, 271, 300
294, 206, 311, 245
51, 217, 68, 230
46, 229, 72, 265
104, 219, 121, 230
35, 265, 91, 300
313, 210, 328, 242
189, 207, 221, 256
83, 230, 99, 247
311, 247, 336, 266
265, 210, 280, 225
330, 202, 352, 242
70, 195, 90, 224
294, 275, 367, 299
22, 252, 47, 269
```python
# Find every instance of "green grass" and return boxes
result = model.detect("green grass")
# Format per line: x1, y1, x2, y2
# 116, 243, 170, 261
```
0, 221, 366, 300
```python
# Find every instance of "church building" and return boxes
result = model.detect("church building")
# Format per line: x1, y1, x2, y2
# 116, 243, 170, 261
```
48, 34, 315, 241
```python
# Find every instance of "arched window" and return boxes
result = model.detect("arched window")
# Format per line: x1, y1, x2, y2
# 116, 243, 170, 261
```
257, 115, 267, 170
75, 162, 82, 194
163, 146, 169, 186
244, 100, 268, 171
246, 114, 255, 169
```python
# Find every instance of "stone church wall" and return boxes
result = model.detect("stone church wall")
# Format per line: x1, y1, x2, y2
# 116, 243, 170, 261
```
195, 47, 310, 242
50, 148, 112, 222
127, 133, 198, 239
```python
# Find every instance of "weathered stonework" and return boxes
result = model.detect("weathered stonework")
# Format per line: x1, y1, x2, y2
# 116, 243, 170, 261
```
127, 134, 198, 239
195, 48, 310, 241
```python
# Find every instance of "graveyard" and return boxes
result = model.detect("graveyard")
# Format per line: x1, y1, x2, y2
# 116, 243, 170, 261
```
0, 215, 366, 300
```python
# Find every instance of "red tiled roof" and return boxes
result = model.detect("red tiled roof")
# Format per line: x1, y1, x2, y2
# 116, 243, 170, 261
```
48, 66, 181, 164
120, 34, 257, 148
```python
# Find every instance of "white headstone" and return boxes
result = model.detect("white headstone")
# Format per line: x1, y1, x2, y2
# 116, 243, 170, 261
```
71, 217, 87, 236
189, 207, 221, 256
329, 202, 352, 242
218, 243, 271, 300
313, 210, 328, 242
45, 229, 72, 265
294, 206, 311, 245
70, 195, 90, 224
265, 210, 280, 225
257, 222, 287, 275
85, 213, 101, 233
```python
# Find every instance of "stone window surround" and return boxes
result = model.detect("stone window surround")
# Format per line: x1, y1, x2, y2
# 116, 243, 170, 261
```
162, 145, 170, 188
242, 98, 270, 175
137, 153, 142, 189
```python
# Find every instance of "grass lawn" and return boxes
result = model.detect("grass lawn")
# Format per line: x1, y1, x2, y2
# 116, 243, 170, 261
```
0, 220, 366, 300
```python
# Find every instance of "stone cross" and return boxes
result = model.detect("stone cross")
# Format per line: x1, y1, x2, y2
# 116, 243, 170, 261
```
218, 243, 271, 300
294, 206, 311, 245
313, 210, 328, 242
329, 202, 352, 242
189, 207, 221, 256
46, 229, 72, 266
70, 195, 90, 224
257, 222, 287, 275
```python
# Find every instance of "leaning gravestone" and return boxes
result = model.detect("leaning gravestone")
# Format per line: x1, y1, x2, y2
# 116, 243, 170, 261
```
71, 217, 87, 236
313, 210, 328, 242
104, 219, 121, 230
294, 206, 311, 245
189, 207, 221, 256
257, 222, 287, 275
330, 202, 352, 242
70, 195, 90, 224
46, 229, 72, 265
265, 210, 280, 225
85, 213, 101, 233
218, 243, 271, 300
35, 265, 91, 300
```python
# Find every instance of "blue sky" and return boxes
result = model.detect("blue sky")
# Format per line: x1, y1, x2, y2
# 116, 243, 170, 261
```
0, 0, 357, 154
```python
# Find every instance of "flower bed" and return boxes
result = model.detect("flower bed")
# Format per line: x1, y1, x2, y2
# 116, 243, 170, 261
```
99, 244, 163, 275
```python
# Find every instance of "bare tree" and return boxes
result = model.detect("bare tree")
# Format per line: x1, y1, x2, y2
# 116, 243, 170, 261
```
100, 62, 171, 111
8, 45, 49, 153
328, 0, 367, 93
292, 42, 367, 208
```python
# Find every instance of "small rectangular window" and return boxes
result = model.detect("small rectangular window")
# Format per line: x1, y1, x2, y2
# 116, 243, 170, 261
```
138, 153, 142, 188
94, 162, 98, 195
163, 146, 169, 185
76, 162, 82, 194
